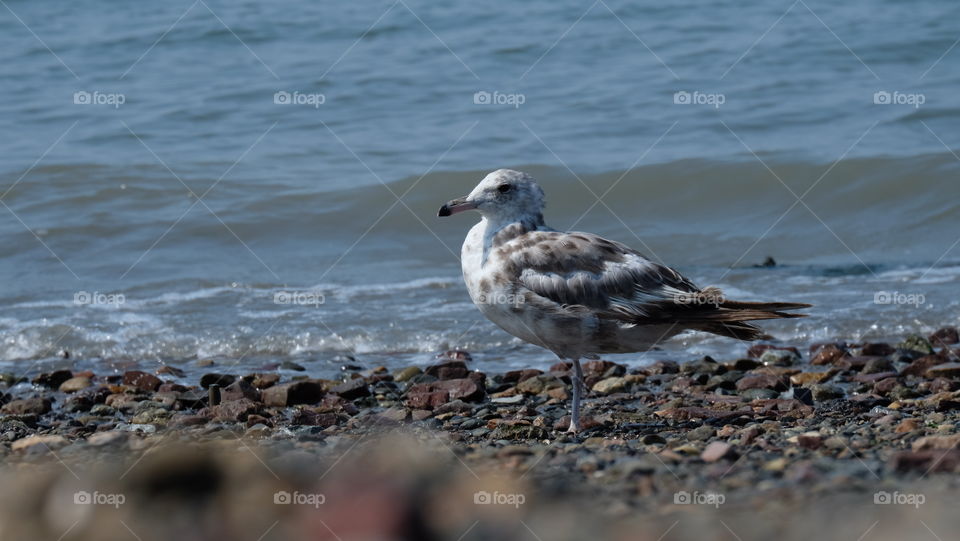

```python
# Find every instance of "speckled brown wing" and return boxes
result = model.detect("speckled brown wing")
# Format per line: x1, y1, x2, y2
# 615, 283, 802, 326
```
496, 230, 701, 315
500, 230, 808, 338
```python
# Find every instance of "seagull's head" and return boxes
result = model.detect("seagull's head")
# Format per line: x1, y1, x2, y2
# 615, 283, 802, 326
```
438, 169, 545, 224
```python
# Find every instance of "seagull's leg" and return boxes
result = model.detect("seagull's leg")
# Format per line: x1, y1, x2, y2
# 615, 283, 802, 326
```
567, 358, 584, 433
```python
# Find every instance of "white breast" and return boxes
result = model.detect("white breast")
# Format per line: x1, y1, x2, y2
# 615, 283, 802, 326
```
459, 220, 552, 348
460, 221, 486, 300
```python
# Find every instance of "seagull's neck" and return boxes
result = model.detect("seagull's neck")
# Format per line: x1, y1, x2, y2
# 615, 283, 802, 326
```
478, 212, 548, 265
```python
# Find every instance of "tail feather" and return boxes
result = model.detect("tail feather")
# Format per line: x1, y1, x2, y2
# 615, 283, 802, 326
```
699, 321, 766, 341
617, 287, 811, 341
673, 287, 811, 342
691, 308, 808, 322
717, 299, 813, 312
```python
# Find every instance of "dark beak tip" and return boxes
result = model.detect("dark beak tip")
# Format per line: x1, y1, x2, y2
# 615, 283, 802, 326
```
438, 205, 451, 217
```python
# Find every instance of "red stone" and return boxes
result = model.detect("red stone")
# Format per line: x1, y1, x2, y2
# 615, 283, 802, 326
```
929, 327, 959, 347
902, 355, 944, 377
503, 369, 543, 383
122, 371, 162, 392
221, 379, 261, 402
581, 360, 624, 379
860, 343, 895, 356
810, 344, 847, 365
200, 398, 261, 422
291, 408, 338, 427
873, 377, 899, 394
404, 378, 484, 409
424, 360, 469, 380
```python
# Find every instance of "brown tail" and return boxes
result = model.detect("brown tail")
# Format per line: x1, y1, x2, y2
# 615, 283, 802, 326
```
692, 288, 811, 341
700, 321, 767, 341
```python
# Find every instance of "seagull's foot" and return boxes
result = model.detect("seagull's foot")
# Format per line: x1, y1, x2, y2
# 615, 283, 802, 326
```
566, 422, 580, 434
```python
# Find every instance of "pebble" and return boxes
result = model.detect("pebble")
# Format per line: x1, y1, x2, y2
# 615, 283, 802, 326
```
123, 371, 163, 392
330, 378, 371, 400
425, 360, 469, 380
929, 326, 959, 346
90, 404, 117, 416
393, 366, 422, 382
759, 349, 800, 366
686, 425, 715, 441
517, 375, 563, 395
262, 381, 325, 407
2, 398, 52, 415
490, 395, 525, 405
796, 432, 823, 450
58, 376, 92, 393
740, 388, 779, 400
810, 384, 844, 402
115, 423, 157, 433
894, 418, 920, 433
898, 335, 935, 355
701, 441, 738, 462
200, 373, 236, 388
0, 328, 956, 527
763, 458, 788, 472
156, 365, 186, 377
87, 431, 128, 446
912, 434, 960, 451
12, 434, 68, 452
926, 362, 960, 378
592, 377, 628, 395
641, 434, 667, 445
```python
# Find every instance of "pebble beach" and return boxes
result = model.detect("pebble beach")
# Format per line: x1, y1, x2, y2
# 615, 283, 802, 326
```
1, 327, 958, 540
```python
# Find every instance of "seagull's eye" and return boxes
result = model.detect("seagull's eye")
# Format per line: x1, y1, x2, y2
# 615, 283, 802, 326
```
497, 184, 512, 193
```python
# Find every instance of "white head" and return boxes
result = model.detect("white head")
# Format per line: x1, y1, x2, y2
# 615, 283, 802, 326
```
438, 169, 545, 225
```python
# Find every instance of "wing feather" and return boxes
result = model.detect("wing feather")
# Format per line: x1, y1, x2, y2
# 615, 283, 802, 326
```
498, 231, 699, 318
489, 228, 809, 341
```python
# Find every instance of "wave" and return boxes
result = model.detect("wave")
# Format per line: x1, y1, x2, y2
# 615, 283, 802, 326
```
4, 153, 958, 270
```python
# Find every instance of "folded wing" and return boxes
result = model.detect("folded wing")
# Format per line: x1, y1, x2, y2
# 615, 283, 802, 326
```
500, 231, 808, 339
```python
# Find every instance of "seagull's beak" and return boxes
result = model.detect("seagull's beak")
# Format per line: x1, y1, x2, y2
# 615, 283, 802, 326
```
438, 197, 476, 217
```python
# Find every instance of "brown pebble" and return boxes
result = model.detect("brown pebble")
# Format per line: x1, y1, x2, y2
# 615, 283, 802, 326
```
701, 441, 738, 462
894, 418, 920, 434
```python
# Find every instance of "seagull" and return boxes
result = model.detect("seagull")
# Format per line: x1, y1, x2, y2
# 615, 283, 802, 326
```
438, 169, 810, 433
